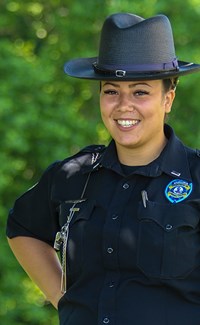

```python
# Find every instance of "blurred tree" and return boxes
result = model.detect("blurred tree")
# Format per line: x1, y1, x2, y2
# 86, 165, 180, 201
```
1, 0, 200, 324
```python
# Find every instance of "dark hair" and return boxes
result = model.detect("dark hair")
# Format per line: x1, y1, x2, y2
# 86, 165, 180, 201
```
163, 78, 179, 92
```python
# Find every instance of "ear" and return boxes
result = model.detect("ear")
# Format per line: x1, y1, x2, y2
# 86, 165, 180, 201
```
164, 89, 175, 113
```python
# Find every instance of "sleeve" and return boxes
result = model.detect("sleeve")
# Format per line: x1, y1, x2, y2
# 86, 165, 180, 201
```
6, 161, 61, 247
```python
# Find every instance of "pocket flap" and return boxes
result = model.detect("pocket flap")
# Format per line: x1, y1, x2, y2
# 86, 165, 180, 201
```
138, 200, 200, 231
58, 199, 96, 226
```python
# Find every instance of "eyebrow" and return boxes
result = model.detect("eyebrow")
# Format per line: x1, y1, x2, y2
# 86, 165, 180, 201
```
102, 82, 152, 88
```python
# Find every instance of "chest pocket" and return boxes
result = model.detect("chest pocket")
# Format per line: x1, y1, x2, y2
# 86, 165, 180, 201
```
58, 199, 95, 226
58, 199, 96, 281
137, 200, 200, 279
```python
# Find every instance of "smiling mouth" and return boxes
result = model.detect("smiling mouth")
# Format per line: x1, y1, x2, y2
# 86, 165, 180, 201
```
116, 119, 140, 128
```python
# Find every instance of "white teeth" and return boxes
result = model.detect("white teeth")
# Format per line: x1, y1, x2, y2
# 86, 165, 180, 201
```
117, 120, 139, 127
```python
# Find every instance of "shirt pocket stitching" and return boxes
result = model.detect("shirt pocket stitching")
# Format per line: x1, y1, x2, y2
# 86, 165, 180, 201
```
136, 200, 200, 279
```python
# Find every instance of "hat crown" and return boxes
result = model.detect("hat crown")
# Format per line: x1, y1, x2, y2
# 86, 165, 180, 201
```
97, 13, 176, 69
64, 12, 200, 80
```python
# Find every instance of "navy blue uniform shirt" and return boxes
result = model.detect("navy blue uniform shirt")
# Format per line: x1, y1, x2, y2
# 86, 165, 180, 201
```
6, 125, 200, 325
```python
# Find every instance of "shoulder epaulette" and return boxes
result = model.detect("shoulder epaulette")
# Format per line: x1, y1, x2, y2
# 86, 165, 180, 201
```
80, 144, 106, 153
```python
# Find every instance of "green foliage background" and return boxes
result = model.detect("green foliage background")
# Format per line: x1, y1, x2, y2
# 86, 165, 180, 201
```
1, 0, 200, 324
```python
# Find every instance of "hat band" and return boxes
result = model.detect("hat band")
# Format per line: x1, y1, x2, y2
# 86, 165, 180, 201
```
93, 58, 179, 77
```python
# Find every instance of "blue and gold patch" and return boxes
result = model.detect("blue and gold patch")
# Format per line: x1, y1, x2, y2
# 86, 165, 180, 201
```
165, 179, 193, 203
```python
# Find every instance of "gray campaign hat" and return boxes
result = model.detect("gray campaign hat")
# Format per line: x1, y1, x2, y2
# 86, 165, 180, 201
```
64, 13, 200, 81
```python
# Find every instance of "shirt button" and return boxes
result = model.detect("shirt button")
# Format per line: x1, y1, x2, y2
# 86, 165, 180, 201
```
107, 247, 114, 254
123, 183, 129, 189
112, 214, 119, 220
103, 318, 110, 324
165, 224, 173, 231
109, 282, 115, 288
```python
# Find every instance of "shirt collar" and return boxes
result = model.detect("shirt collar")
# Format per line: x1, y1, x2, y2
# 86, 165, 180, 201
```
83, 124, 192, 181
159, 124, 192, 181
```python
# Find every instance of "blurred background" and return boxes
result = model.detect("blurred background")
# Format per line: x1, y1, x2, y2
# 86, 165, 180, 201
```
1, 0, 200, 324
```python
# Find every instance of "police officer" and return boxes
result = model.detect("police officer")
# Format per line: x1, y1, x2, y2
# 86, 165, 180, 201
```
6, 12, 200, 325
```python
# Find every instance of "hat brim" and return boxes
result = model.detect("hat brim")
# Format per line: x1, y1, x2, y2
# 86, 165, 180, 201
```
64, 57, 200, 81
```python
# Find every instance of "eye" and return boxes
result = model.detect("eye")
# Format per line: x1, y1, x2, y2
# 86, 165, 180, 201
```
103, 89, 118, 95
134, 90, 149, 96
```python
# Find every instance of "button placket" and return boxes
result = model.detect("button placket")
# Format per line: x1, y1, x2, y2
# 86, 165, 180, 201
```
98, 272, 120, 325
98, 178, 134, 325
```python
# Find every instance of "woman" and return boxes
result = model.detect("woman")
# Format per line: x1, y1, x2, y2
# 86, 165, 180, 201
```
6, 12, 200, 325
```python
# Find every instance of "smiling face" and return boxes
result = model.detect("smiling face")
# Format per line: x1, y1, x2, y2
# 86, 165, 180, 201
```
100, 79, 175, 165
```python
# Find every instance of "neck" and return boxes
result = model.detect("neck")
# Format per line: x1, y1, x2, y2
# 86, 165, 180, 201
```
116, 135, 168, 166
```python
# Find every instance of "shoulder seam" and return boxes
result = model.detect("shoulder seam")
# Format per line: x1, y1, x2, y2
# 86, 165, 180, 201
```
196, 149, 200, 157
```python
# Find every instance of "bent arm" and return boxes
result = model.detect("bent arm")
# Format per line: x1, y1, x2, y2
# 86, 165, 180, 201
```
7, 236, 63, 309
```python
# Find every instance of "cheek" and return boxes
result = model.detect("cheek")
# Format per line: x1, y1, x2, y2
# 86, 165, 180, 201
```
139, 103, 165, 123
100, 97, 113, 117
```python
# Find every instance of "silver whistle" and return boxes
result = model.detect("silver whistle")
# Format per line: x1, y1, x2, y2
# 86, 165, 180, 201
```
54, 231, 63, 251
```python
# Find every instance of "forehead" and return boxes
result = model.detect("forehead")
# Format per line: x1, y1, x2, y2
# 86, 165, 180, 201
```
101, 80, 163, 88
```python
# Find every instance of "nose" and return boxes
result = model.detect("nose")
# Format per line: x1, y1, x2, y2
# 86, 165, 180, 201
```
117, 93, 135, 112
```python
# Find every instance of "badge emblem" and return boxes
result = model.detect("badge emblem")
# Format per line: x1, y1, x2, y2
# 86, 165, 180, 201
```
165, 179, 193, 203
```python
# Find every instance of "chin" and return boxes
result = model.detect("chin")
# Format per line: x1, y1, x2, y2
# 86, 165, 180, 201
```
116, 140, 140, 149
